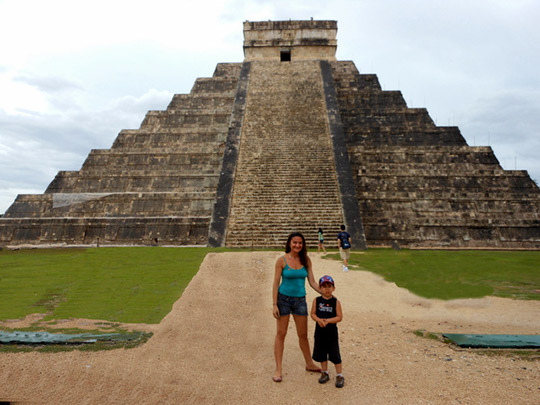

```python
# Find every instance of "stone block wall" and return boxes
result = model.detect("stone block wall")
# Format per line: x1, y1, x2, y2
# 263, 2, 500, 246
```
331, 61, 540, 248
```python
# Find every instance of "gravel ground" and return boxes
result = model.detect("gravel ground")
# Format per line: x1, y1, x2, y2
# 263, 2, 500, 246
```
0, 252, 538, 404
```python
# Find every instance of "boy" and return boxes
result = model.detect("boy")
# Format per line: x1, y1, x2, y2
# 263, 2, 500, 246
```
311, 275, 344, 388
337, 225, 351, 272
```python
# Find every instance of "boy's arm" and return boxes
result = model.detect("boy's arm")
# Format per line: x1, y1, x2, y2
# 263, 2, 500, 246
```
325, 299, 343, 324
311, 298, 327, 327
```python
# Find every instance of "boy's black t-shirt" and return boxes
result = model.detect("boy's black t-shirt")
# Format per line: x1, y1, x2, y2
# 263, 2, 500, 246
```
315, 296, 338, 334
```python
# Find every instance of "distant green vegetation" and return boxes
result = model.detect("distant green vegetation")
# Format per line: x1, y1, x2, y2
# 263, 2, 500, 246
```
0, 247, 225, 324
326, 249, 540, 300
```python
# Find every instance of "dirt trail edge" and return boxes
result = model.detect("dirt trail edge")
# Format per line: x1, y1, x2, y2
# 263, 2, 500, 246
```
1, 252, 539, 404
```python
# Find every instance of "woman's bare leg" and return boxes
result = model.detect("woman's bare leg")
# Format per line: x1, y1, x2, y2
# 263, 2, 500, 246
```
274, 314, 289, 381
292, 314, 319, 371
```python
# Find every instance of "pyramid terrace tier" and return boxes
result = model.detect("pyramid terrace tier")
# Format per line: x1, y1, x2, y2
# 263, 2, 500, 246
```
0, 217, 210, 246
45, 172, 220, 193
350, 146, 501, 165
111, 129, 228, 148
139, 111, 233, 130
3, 192, 216, 219
363, 221, 539, 249
78, 150, 224, 173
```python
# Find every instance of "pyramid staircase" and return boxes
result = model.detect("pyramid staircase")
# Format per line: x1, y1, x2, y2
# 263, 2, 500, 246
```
225, 61, 345, 247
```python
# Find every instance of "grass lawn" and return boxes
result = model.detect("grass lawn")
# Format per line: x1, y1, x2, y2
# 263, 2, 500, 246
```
0, 247, 224, 324
328, 249, 540, 300
1, 248, 539, 328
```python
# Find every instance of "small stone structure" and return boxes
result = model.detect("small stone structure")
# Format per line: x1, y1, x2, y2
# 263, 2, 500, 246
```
243, 20, 337, 62
0, 20, 538, 248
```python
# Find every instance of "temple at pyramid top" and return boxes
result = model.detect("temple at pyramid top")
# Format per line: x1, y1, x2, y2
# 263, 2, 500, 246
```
243, 20, 337, 61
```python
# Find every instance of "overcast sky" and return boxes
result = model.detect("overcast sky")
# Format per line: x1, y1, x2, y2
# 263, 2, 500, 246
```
0, 0, 539, 214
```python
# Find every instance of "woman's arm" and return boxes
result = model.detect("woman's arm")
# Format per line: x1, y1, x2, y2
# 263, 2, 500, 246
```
272, 257, 284, 319
310, 298, 318, 322
306, 256, 321, 294
325, 299, 343, 324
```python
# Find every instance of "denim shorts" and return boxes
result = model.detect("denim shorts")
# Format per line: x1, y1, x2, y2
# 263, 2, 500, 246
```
277, 292, 308, 316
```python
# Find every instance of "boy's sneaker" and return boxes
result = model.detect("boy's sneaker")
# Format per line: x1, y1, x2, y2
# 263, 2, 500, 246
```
318, 372, 330, 384
343, 266, 349, 272
335, 375, 345, 388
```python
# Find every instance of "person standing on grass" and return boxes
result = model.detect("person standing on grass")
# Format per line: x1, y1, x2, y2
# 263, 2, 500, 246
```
311, 275, 344, 388
317, 228, 327, 254
337, 225, 351, 272
272, 231, 323, 383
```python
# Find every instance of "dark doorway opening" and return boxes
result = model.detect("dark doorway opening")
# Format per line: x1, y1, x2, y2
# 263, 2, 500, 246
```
280, 50, 291, 62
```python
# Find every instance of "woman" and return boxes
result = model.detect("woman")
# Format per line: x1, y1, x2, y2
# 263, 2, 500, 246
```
272, 232, 322, 382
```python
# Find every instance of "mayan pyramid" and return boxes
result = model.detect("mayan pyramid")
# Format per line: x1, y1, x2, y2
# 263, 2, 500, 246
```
1, 20, 538, 249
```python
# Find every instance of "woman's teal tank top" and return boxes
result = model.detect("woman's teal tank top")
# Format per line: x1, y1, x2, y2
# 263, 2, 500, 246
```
278, 256, 308, 297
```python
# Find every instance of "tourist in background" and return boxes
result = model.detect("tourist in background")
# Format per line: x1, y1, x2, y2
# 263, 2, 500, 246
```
272, 232, 322, 382
317, 228, 327, 254
337, 225, 351, 272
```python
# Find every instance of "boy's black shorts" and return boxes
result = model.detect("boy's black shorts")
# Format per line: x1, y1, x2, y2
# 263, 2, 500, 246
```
312, 333, 342, 364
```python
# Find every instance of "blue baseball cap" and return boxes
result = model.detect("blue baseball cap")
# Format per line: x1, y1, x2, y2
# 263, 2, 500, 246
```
319, 275, 335, 286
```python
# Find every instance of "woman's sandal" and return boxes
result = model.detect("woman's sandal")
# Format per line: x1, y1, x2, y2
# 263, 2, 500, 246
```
272, 375, 282, 383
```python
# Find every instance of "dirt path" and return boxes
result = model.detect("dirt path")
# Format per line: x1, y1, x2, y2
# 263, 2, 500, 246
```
1, 252, 539, 404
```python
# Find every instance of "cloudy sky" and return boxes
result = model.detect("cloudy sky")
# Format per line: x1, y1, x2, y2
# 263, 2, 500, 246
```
0, 0, 539, 214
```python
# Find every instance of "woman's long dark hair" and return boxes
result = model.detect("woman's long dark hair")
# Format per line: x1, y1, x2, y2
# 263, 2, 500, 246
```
285, 232, 308, 268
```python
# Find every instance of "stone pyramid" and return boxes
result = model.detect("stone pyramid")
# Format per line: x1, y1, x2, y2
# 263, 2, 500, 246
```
1, 20, 538, 249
